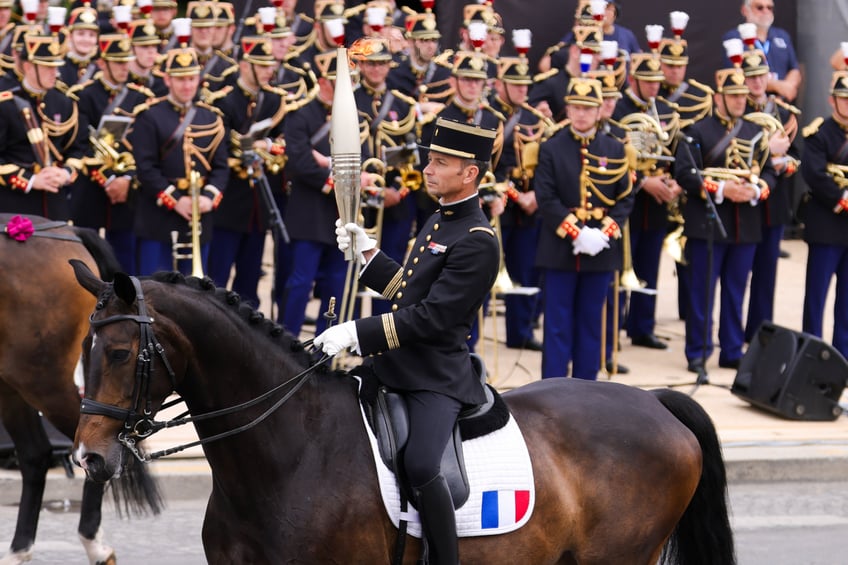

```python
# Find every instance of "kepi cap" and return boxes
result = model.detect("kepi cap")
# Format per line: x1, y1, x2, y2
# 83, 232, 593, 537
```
423, 118, 497, 162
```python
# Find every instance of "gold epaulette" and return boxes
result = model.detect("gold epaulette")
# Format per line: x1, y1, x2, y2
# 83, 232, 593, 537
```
214, 49, 237, 66
66, 80, 91, 100
262, 83, 290, 97
469, 226, 495, 237
127, 82, 155, 100
481, 101, 507, 123
432, 49, 454, 68
218, 65, 238, 78
543, 42, 566, 58
204, 84, 232, 104
55, 80, 70, 95
390, 89, 418, 106
803, 116, 824, 138
197, 100, 223, 116
774, 97, 802, 115
687, 78, 715, 96
135, 95, 167, 115
533, 69, 558, 83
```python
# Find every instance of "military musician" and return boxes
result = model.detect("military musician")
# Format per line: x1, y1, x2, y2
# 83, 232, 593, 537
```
68, 33, 153, 274
799, 71, 848, 359
128, 46, 228, 276
206, 35, 289, 307
0, 34, 85, 220
534, 77, 634, 380
674, 65, 775, 374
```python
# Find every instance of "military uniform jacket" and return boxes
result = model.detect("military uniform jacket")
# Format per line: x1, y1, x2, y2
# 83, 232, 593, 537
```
528, 69, 574, 123
212, 82, 287, 233
490, 95, 547, 229
355, 83, 417, 224
386, 53, 453, 101
535, 126, 634, 272
800, 116, 848, 246
746, 97, 800, 227
675, 114, 776, 244
0, 84, 85, 219
198, 50, 238, 93
58, 54, 99, 89
128, 98, 228, 243
283, 96, 367, 245
129, 69, 168, 98
612, 92, 679, 231
356, 195, 498, 405
70, 76, 152, 230
659, 79, 713, 129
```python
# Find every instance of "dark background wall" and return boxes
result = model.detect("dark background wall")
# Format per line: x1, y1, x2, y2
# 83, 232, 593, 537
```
242, 0, 802, 100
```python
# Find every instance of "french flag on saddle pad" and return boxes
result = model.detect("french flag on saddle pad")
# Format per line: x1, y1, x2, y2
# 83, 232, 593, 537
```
480, 490, 530, 529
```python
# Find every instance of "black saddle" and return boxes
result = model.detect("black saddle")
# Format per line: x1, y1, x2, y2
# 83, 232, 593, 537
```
364, 354, 510, 510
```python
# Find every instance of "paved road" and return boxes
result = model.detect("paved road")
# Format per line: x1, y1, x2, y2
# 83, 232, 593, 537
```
2, 481, 846, 564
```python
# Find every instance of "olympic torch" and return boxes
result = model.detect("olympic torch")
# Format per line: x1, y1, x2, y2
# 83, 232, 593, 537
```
330, 47, 361, 262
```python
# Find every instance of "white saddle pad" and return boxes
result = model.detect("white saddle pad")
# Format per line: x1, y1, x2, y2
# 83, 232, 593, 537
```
354, 380, 535, 538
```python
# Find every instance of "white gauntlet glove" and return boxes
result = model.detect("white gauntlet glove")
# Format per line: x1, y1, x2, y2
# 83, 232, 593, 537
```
313, 320, 360, 356
573, 227, 610, 256
335, 219, 377, 265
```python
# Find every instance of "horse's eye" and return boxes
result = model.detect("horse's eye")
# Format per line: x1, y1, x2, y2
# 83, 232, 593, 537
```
108, 349, 132, 364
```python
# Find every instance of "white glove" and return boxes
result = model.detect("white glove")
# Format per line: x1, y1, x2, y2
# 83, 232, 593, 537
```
573, 227, 610, 256
313, 320, 360, 356
335, 219, 377, 265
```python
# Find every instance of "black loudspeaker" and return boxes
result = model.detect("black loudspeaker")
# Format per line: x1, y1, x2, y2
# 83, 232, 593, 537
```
732, 323, 848, 421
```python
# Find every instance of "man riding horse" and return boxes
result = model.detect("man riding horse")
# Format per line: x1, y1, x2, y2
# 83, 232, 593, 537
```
315, 118, 500, 565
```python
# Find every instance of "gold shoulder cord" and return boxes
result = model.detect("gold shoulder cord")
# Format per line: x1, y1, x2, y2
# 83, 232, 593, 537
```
511, 117, 548, 190
580, 148, 631, 208
39, 102, 79, 158
184, 113, 226, 173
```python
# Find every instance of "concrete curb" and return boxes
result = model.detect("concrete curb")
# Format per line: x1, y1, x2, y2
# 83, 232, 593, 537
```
3, 447, 848, 505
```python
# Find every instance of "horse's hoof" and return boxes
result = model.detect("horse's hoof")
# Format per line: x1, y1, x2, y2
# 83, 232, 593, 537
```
0, 549, 34, 565
95, 553, 117, 565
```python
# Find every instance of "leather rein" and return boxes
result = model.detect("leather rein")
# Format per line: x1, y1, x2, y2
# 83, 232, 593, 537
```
79, 276, 329, 462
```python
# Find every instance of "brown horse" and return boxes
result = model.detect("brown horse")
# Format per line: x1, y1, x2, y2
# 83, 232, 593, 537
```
0, 214, 160, 564
70, 264, 735, 565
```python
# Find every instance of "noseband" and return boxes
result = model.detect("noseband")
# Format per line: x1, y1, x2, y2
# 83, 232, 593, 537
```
80, 275, 329, 462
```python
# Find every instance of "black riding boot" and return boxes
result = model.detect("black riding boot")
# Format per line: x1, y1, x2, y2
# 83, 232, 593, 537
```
413, 474, 459, 565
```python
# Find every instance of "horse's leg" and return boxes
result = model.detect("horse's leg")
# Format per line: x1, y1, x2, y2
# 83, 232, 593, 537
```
0, 393, 52, 564
15, 374, 115, 565
77, 480, 115, 565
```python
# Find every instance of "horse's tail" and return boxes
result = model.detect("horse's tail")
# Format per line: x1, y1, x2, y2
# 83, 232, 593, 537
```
109, 448, 165, 517
71, 226, 122, 281
652, 389, 736, 565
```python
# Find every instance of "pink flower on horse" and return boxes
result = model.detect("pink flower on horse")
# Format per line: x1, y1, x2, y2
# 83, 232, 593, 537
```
5, 215, 34, 242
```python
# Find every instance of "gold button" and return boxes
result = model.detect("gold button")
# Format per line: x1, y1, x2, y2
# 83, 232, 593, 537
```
587, 203, 593, 209
582, 159, 589, 165
413, 257, 419, 264
392, 304, 398, 311
407, 269, 413, 276
396, 292, 403, 299
419, 246, 425, 252
426, 235, 431, 241
401, 281, 407, 288
433, 223, 440, 230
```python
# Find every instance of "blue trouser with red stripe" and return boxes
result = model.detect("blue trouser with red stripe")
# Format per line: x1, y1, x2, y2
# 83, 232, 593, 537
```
684, 239, 756, 364
541, 269, 612, 380
803, 243, 848, 359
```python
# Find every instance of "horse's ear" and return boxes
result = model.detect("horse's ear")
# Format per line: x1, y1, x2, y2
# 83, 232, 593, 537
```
113, 272, 137, 306
70, 259, 106, 297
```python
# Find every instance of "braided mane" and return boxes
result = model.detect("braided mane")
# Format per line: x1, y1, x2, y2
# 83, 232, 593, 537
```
148, 272, 323, 373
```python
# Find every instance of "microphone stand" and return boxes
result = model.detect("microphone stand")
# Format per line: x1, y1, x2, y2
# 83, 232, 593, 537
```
245, 151, 291, 319
673, 136, 728, 392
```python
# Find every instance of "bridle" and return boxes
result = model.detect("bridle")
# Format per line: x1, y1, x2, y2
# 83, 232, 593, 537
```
80, 276, 329, 462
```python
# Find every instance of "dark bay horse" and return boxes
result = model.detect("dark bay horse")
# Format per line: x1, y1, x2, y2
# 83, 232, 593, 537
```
0, 214, 160, 564
70, 263, 735, 565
